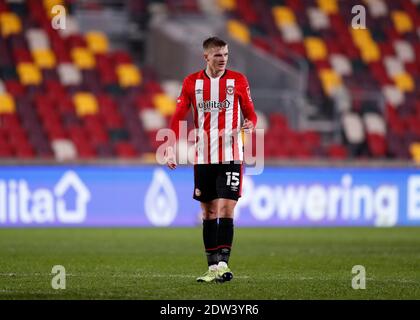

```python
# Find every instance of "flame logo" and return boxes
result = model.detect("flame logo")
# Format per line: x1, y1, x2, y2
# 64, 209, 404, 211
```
144, 169, 178, 226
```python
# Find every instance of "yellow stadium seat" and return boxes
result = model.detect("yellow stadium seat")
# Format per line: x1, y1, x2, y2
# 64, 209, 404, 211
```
85, 31, 109, 54
43, 0, 64, 18
393, 72, 414, 92
73, 92, 98, 117
32, 49, 56, 68
410, 143, 420, 164
350, 28, 373, 48
116, 64, 142, 87
317, 0, 338, 14
319, 69, 342, 96
71, 47, 96, 69
153, 93, 176, 116
227, 20, 250, 45
360, 42, 381, 63
0, 94, 16, 114
304, 37, 327, 61
17, 63, 42, 85
392, 11, 413, 33
0, 12, 22, 37
272, 6, 296, 27
218, 0, 236, 11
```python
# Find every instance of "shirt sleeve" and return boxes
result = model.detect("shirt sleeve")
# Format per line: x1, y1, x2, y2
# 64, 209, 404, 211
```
169, 77, 192, 142
238, 75, 257, 127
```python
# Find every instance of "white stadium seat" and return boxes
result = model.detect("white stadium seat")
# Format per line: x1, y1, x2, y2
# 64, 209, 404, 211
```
58, 63, 82, 86
363, 112, 386, 135
51, 139, 78, 161
342, 112, 365, 144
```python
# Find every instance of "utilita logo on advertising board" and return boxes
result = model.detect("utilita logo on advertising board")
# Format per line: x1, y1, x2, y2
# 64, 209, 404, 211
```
0, 171, 91, 225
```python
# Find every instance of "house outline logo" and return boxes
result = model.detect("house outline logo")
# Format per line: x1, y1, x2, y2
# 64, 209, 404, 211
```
54, 171, 91, 223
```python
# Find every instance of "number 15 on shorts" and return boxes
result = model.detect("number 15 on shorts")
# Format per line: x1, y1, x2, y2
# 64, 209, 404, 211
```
226, 172, 240, 187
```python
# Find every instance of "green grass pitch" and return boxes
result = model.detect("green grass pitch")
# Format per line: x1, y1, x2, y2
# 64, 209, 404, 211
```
0, 227, 419, 300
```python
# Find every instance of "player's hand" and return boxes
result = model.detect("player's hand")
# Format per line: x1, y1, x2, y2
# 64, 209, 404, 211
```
242, 118, 254, 133
164, 147, 177, 170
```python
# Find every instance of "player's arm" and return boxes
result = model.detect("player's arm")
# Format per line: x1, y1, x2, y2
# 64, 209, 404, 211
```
165, 77, 192, 169
238, 75, 257, 132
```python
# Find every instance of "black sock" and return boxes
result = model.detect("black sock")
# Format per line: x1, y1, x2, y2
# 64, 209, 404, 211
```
203, 219, 218, 266
217, 218, 234, 264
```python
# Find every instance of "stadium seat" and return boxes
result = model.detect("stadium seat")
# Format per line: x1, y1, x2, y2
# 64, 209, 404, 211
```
0, 93, 15, 113
304, 37, 328, 61
272, 6, 296, 27
366, 133, 387, 157
116, 64, 142, 87
115, 142, 138, 158
384, 56, 405, 78
218, 0, 236, 11
382, 85, 404, 107
317, 0, 338, 14
85, 31, 109, 54
51, 138, 78, 161
140, 109, 166, 131
393, 72, 415, 92
73, 92, 99, 117
319, 69, 342, 96
409, 142, 420, 163
391, 11, 413, 33
280, 24, 303, 43
16, 63, 42, 85
227, 19, 250, 45
0, 12, 22, 37
330, 54, 352, 76
26, 28, 50, 51
394, 40, 415, 63
365, 0, 388, 18
161, 80, 182, 100
307, 7, 330, 30
58, 63, 82, 85
363, 113, 387, 136
71, 47, 96, 69
32, 49, 56, 69
153, 93, 176, 116
342, 112, 365, 145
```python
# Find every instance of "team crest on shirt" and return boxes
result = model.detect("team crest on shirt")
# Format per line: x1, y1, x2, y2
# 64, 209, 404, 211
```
226, 85, 234, 95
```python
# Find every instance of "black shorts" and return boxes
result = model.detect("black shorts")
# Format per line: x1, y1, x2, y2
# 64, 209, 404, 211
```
193, 162, 243, 202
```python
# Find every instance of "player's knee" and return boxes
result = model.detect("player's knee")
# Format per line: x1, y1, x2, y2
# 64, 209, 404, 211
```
202, 208, 217, 220
218, 205, 234, 218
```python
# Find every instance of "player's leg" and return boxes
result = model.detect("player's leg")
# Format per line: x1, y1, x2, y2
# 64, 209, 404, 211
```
215, 199, 236, 281
214, 162, 243, 282
196, 199, 220, 282
193, 164, 220, 282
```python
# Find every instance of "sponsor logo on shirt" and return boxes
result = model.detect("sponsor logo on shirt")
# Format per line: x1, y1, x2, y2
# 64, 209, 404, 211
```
197, 99, 231, 112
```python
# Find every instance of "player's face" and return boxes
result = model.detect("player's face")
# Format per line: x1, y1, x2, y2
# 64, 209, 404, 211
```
205, 45, 228, 74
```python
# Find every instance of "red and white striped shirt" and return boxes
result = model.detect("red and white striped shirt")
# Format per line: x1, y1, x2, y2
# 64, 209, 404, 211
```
170, 69, 257, 164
